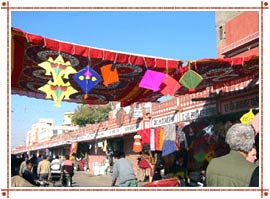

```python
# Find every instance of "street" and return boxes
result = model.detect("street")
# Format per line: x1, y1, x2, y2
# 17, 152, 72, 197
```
50, 171, 147, 187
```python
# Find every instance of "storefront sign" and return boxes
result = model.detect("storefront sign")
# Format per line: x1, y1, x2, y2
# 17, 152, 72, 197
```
122, 123, 141, 134
99, 128, 120, 138
180, 105, 217, 121
152, 114, 177, 127
133, 108, 143, 118
220, 94, 259, 114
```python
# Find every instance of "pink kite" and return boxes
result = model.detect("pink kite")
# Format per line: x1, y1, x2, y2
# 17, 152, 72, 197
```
139, 69, 166, 92
160, 75, 181, 96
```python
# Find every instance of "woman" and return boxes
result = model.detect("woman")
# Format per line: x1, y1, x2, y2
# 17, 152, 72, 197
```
246, 145, 257, 163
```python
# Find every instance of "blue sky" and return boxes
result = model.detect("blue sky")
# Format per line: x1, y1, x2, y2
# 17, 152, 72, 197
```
11, 11, 217, 148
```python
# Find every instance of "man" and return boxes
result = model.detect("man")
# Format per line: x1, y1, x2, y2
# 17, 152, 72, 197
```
61, 155, 74, 186
19, 154, 29, 177
51, 155, 61, 171
22, 160, 39, 186
206, 123, 257, 187
37, 155, 51, 182
111, 151, 138, 187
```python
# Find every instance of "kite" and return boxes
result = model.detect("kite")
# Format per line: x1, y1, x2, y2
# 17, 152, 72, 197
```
73, 66, 102, 97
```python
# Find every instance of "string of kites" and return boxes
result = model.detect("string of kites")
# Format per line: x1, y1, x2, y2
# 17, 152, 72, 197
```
38, 55, 203, 107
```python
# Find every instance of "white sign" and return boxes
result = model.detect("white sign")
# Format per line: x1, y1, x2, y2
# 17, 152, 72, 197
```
133, 108, 143, 118
180, 105, 217, 121
152, 114, 177, 127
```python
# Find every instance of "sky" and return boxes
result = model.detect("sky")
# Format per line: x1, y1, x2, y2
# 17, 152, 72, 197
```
11, 11, 217, 148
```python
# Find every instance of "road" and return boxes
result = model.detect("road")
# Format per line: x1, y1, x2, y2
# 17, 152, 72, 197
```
50, 171, 147, 187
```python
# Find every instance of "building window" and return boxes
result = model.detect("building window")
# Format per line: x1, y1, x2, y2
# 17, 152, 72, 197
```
219, 26, 225, 40
53, 130, 57, 136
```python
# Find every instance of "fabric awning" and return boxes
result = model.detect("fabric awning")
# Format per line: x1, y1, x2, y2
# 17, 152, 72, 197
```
11, 27, 259, 107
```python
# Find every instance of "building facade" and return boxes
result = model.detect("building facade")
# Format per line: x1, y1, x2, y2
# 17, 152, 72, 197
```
216, 11, 259, 58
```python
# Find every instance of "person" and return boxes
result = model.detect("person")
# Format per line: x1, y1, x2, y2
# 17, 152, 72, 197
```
37, 155, 51, 182
111, 151, 138, 187
151, 164, 162, 182
137, 152, 153, 182
22, 160, 39, 186
104, 157, 110, 175
30, 154, 38, 179
169, 155, 190, 187
246, 145, 257, 163
61, 155, 74, 186
19, 154, 29, 177
51, 155, 61, 171
206, 123, 257, 187
249, 166, 259, 187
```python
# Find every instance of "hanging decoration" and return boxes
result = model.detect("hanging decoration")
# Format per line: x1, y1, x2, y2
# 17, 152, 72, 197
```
139, 69, 166, 92
240, 109, 255, 124
179, 69, 203, 92
193, 150, 206, 162
100, 64, 119, 86
251, 113, 259, 134
12, 28, 259, 106
38, 55, 77, 83
133, 134, 142, 153
38, 79, 78, 107
69, 142, 78, 156
205, 150, 215, 162
160, 74, 181, 96
73, 66, 102, 98
38, 55, 78, 107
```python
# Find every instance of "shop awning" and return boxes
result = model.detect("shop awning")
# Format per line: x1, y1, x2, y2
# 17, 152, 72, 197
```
11, 28, 259, 107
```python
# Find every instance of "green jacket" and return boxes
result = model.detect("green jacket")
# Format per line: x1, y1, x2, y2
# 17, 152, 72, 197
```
206, 150, 257, 187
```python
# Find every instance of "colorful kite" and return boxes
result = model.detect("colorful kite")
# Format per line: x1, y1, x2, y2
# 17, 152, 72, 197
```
240, 109, 255, 124
73, 66, 102, 96
139, 69, 166, 92
38, 55, 78, 107
38, 55, 77, 83
38, 79, 78, 107
160, 74, 181, 96
179, 69, 203, 92
100, 64, 119, 86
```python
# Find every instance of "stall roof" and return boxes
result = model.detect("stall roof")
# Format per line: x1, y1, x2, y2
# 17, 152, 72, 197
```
11, 28, 259, 107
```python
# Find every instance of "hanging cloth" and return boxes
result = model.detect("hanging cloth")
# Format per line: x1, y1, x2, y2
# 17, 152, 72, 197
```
102, 140, 108, 152
150, 128, 155, 151
163, 124, 176, 141
138, 128, 151, 145
162, 140, 176, 157
154, 127, 164, 151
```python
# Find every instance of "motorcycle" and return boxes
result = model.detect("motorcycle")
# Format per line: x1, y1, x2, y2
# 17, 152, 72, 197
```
62, 173, 73, 187
50, 169, 61, 187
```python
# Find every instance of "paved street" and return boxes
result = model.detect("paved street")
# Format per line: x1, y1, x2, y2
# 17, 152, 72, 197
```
50, 171, 147, 187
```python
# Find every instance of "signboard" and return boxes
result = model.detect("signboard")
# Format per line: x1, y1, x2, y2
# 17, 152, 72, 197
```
220, 93, 259, 114
133, 108, 143, 118
180, 105, 217, 121
152, 114, 178, 127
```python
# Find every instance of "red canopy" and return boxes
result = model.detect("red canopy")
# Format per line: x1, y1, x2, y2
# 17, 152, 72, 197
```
11, 28, 259, 106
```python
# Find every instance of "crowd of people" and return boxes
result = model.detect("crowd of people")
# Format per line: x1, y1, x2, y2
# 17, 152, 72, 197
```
11, 154, 75, 187
111, 122, 259, 187
11, 121, 259, 188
